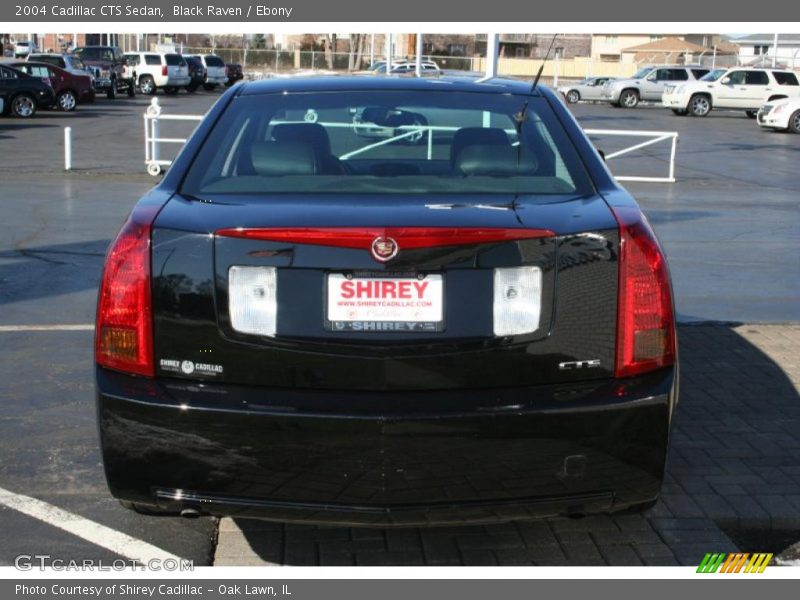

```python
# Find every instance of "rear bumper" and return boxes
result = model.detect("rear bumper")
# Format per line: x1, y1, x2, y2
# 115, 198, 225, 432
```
164, 76, 191, 87
96, 367, 676, 526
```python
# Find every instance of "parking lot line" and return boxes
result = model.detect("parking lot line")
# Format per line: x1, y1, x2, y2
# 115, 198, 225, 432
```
0, 486, 182, 564
0, 325, 94, 332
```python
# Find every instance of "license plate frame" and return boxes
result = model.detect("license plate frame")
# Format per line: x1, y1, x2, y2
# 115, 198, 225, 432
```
325, 272, 445, 333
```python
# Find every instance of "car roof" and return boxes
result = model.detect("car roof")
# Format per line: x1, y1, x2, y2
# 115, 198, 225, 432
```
239, 75, 546, 97
17, 61, 66, 70
724, 66, 792, 71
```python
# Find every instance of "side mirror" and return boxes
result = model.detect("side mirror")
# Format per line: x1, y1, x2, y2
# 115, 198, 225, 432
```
721, 77, 731, 85
598, 149, 606, 162
646, 74, 657, 82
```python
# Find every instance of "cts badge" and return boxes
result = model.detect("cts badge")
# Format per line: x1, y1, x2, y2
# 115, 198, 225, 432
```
371, 236, 398, 262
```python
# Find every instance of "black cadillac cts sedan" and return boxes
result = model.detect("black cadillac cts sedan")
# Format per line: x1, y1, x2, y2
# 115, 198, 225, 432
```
95, 76, 678, 525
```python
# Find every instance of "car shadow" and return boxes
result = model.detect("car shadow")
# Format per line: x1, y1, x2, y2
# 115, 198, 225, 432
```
230, 324, 800, 566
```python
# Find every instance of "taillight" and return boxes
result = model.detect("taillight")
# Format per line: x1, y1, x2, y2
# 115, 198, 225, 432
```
95, 205, 158, 377
162, 65, 168, 76
612, 206, 675, 378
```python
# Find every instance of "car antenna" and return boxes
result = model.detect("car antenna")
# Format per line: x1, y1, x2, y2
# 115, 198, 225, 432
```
515, 33, 558, 125
512, 34, 558, 215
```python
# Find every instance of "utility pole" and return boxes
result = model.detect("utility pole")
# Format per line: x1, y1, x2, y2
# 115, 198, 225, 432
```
772, 33, 779, 67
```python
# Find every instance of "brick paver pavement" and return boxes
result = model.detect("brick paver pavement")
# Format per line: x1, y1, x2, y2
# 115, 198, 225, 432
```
214, 324, 800, 566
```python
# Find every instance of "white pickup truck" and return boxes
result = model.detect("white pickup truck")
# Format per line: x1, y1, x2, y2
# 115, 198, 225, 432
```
662, 67, 800, 117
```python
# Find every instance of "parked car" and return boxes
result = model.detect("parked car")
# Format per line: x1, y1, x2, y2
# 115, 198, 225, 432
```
185, 54, 226, 90
225, 63, 244, 86
558, 77, 617, 103
367, 59, 410, 74
124, 52, 190, 95
757, 97, 800, 133
601, 65, 710, 108
72, 45, 135, 99
389, 61, 442, 74
184, 55, 206, 92
662, 67, 800, 117
351, 105, 429, 144
9, 61, 95, 111
0, 64, 55, 118
27, 53, 94, 80
13, 40, 38, 58
95, 76, 678, 525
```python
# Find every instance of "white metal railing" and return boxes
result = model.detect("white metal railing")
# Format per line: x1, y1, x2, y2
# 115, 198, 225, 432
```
143, 102, 678, 183
583, 129, 678, 183
143, 97, 204, 176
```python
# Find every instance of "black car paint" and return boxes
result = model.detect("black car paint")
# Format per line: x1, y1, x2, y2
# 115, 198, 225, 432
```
0, 65, 55, 114
97, 77, 677, 524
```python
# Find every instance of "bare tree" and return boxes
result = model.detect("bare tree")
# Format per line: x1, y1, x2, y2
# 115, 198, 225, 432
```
349, 34, 366, 71
323, 34, 337, 69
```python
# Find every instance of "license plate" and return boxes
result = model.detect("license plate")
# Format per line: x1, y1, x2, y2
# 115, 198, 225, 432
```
326, 273, 443, 332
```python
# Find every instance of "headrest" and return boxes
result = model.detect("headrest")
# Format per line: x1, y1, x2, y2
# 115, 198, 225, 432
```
271, 123, 332, 157
450, 127, 510, 164
250, 141, 318, 176
454, 145, 539, 177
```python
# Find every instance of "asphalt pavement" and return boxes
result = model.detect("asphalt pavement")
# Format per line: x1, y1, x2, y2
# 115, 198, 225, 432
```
0, 87, 798, 567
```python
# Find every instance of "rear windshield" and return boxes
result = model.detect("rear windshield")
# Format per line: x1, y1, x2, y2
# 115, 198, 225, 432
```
165, 54, 186, 66
775, 72, 799, 86
205, 55, 225, 67
182, 90, 593, 197
78, 47, 115, 61
700, 69, 726, 82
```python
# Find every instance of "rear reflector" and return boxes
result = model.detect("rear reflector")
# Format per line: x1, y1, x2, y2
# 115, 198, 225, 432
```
493, 266, 542, 337
612, 205, 676, 378
228, 266, 277, 337
95, 205, 158, 377
216, 227, 554, 255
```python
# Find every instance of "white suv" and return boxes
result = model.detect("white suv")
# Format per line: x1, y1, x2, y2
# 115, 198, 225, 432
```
124, 52, 190, 95
662, 67, 800, 117
601, 65, 710, 108
185, 54, 227, 90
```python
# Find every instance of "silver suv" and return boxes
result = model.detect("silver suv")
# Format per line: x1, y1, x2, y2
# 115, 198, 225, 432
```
602, 65, 710, 108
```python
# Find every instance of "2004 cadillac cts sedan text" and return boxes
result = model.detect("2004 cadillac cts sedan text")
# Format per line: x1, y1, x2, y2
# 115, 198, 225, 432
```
95, 75, 678, 526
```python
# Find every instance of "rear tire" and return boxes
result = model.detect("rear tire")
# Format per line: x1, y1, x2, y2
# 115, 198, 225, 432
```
11, 93, 37, 118
689, 93, 711, 117
106, 80, 116, 99
203, 83, 217, 91
789, 110, 800, 134
615, 499, 659, 515
56, 90, 77, 112
139, 75, 156, 95
164, 86, 178, 95
566, 90, 580, 104
619, 89, 639, 108
127, 80, 136, 97
118, 500, 178, 516
745, 110, 758, 119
